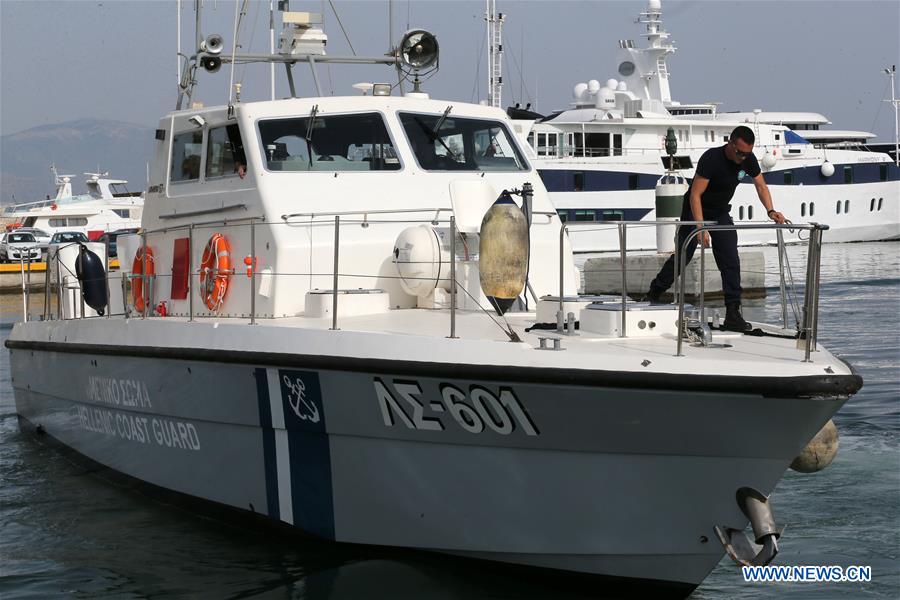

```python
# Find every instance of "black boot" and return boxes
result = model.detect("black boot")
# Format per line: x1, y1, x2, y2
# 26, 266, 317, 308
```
723, 302, 752, 332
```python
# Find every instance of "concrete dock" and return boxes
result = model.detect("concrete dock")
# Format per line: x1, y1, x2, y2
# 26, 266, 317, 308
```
581, 249, 766, 300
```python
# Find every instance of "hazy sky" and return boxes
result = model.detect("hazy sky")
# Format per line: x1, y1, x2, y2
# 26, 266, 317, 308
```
1, 0, 898, 140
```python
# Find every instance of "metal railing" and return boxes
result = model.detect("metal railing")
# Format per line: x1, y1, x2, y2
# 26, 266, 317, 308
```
559, 219, 828, 360
24, 210, 827, 363
675, 222, 827, 360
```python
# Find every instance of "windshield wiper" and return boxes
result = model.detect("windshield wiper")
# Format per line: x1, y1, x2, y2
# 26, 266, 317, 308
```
305, 104, 319, 168
417, 105, 460, 162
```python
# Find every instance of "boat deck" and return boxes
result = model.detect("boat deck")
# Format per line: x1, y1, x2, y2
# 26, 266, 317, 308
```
11, 306, 853, 383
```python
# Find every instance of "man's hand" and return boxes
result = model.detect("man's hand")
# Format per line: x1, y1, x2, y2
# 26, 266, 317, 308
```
768, 209, 785, 224
698, 229, 711, 248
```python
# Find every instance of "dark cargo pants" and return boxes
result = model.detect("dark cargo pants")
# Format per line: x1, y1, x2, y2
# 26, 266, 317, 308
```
649, 205, 742, 304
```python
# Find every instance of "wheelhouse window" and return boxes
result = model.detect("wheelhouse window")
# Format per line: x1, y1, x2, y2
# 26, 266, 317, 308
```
258, 112, 400, 171
171, 131, 203, 182
207, 124, 246, 178
398, 112, 528, 171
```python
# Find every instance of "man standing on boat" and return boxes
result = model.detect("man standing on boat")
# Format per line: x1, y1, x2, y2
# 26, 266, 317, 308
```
646, 125, 785, 332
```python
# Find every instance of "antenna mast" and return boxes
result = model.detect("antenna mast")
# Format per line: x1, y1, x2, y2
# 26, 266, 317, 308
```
485, 0, 504, 108
270, 0, 275, 100
886, 65, 899, 167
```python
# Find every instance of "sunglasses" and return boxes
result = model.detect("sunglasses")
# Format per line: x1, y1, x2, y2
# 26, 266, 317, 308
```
731, 143, 753, 159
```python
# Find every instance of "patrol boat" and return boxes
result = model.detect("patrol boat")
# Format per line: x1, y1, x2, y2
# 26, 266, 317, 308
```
6, 6, 861, 596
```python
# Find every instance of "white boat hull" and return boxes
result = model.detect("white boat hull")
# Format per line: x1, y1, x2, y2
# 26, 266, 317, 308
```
8, 319, 856, 590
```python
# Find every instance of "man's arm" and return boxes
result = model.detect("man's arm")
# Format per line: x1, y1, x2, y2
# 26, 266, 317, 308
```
752, 174, 785, 223
689, 175, 711, 247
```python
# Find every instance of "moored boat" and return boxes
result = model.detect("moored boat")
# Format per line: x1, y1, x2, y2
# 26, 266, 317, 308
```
3, 167, 143, 240
6, 4, 862, 595
507, 0, 899, 252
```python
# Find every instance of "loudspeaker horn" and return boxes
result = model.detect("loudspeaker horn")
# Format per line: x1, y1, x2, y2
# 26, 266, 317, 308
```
200, 56, 222, 73
205, 33, 225, 56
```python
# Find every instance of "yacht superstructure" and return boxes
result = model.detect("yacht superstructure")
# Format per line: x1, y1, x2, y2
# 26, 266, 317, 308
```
4, 168, 143, 239
513, 0, 899, 252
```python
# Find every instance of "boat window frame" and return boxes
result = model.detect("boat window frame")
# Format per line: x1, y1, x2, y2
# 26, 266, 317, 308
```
169, 129, 206, 185
254, 109, 405, 174
205, 123, 247, 181
397, 111, 531, 172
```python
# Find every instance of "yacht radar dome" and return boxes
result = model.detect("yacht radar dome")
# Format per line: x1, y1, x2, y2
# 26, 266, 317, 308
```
573, 82, 589, 104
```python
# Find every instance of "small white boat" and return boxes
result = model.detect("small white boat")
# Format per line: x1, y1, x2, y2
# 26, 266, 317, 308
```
6, 5, 861, 595
4, 167, 143, 240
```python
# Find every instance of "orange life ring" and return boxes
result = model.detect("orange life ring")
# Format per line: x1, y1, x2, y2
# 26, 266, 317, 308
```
131, 246, 155, 313
199, 233, 232, 311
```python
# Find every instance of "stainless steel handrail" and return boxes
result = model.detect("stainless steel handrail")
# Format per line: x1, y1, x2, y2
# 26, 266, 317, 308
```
449, 216, 458, 339
330, 216, 340, 331
675, 222, 829, 358
34, 212, 828, 362
617, 223, 627, 337
281, 207, 452, 221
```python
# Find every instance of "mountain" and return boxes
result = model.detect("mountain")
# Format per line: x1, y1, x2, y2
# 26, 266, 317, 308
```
0, 119, 154, 205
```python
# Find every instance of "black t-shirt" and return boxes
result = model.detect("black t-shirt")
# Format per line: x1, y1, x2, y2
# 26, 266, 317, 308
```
683, 145, 760, 213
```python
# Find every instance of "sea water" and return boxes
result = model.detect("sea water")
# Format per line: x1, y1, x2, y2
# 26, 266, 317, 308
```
1, 242, 897, 599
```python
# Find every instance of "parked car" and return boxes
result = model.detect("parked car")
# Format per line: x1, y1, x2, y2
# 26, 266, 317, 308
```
12, 227, 51, 252
49, 231, 90, 245
97, 228, 141, 258
0, 232, 42, 263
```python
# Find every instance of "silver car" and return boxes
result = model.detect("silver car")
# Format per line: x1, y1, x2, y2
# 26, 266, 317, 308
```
0, 232, 42, 262
12, 227, 52, 252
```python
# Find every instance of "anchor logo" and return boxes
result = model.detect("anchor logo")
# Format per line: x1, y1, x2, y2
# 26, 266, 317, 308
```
282, 374, 321, 423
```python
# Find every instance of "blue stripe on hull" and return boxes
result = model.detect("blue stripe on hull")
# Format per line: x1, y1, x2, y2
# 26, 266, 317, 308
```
254, 368, 281, 520
539, 162, 900, 193
275, 369, 335, 540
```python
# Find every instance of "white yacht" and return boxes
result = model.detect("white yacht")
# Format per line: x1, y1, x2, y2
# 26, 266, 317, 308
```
512, 0, 899, 253
3, 167, 143, 239
7, 5, 862, 595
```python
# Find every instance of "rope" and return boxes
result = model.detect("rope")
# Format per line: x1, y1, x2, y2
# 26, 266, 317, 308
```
327, 0, 357, 56
237, 0, 262, 87
469, 28, 487, 103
